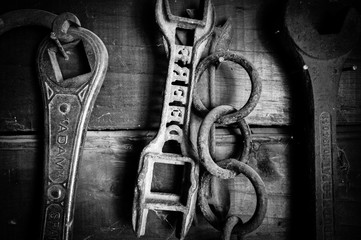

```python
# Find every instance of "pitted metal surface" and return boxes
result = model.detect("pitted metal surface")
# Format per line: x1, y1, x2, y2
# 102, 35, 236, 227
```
192, 51, 262, 124
285, 1, 361, 239
132, 0, 215, 239
198, 159, 268, 237
37, 15, 108, 240
0, 9, 108, 240
37, 18, 108, 240
190, 16, 265, 240
197, 105, 251, 179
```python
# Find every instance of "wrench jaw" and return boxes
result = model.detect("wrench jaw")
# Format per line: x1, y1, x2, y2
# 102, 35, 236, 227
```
285, 1, 361, 239
133, 1, 215, 239
155, 0, 215, 62
37, 26, 108, 240
285, 0, 361, 60
133, 153, 199, 239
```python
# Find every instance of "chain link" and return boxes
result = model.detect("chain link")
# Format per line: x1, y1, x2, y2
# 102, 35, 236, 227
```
198, 159, 268, 238
198, 105, 251, 179
193, 49, 266, 240
193, 51, 262, 124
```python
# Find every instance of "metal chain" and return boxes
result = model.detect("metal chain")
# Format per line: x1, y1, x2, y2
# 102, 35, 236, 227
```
192, 50, 266, 239
193, 51, 262, 124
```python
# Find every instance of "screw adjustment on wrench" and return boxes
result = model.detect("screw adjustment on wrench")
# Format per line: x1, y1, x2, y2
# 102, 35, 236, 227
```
132, 0, 214, 239
37, 14, 108, 240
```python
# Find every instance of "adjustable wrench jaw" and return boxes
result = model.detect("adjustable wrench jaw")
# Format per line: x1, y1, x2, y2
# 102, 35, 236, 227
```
37, 25, 108, 240
285, 1, 361, 239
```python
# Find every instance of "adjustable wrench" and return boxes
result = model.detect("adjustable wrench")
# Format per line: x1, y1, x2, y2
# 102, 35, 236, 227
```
132, 0, 214, 239
37, 14, 108, 240
285, 1, 360, 239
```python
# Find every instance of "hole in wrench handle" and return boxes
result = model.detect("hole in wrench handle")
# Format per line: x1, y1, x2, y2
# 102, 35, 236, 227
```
38, 25, 108, 240
49, 40, 91, 82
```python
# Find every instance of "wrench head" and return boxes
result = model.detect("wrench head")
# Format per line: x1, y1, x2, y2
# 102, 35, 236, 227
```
133, 152, 198, 239
155, 0, 215, 45
285, 0, 361, 59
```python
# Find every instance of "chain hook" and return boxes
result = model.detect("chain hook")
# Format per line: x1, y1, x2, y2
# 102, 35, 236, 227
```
50, 12, 81, 60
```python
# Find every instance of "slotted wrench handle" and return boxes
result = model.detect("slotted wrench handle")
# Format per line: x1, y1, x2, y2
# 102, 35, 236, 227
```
132, 1, 215, 239
144, 0, 215, 154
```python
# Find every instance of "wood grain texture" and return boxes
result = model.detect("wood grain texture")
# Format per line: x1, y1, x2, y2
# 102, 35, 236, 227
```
0, 0, 360, 131
0, 129, 291, 240
1, 127, 360, 239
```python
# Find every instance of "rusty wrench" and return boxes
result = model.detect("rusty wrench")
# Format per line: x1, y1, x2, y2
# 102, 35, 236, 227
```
132, 0, 214, 239
285, 1, 360, 239
0, 9, 108, 240
37, 13, 108, 240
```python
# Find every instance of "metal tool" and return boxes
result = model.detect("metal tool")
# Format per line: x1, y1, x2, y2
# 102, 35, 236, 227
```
285, 1, 360, 239
132, 0, 214, 239
37, 13, 108, 240
197, 105, 267, 240
188, 19, 234, 215
0, 9, 56, 35
192, 39, 265, 239
0, 9, 108, 240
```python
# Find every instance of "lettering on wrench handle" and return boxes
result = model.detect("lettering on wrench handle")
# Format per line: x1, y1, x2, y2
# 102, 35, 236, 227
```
132, 0, 215, 239
285, 1, 361, 239
37, 15, 108, 240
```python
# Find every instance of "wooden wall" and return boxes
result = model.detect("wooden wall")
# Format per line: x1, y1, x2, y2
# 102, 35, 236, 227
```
0, 0, 361, 239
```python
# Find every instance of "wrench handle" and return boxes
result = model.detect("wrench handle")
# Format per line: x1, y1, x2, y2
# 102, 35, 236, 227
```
303, 55, 348, 240
314, 108, 337, 240
38, 26, 108, 240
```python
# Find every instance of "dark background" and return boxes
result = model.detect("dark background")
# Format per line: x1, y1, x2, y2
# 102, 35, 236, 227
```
0, 0, 361, 239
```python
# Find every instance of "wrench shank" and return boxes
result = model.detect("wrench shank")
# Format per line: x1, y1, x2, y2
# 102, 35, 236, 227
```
303, 55, 349, 240
38, 27, 108, 240
132, 1, 215, 239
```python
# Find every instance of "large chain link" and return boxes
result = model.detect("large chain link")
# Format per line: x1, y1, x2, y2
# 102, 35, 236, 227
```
198, 105, 251, 179
193, 51, 262, 124
192, 50, 267, 240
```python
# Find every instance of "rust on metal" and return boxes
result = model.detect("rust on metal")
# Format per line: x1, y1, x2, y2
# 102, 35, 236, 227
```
221, 216, 243, 240
198, 105, 251, 179
192, 51, 262, 124
0, 9, 56, 35
284, 0, 361, 239
37, 13, 108, 240
0, 9, 108, 240
132, 0, 215, 239
198, 159, 268, 238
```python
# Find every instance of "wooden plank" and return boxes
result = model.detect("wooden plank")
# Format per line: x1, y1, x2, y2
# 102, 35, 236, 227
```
1, 126, 360, 239
1, 0, 361, 131
0, 128, 291, 239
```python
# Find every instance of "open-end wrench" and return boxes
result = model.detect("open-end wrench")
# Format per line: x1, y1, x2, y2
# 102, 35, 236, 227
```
0, 9, 107, 240
37, 13, 108, 240
132, 0, 214, 239
285, 1, 360, 239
